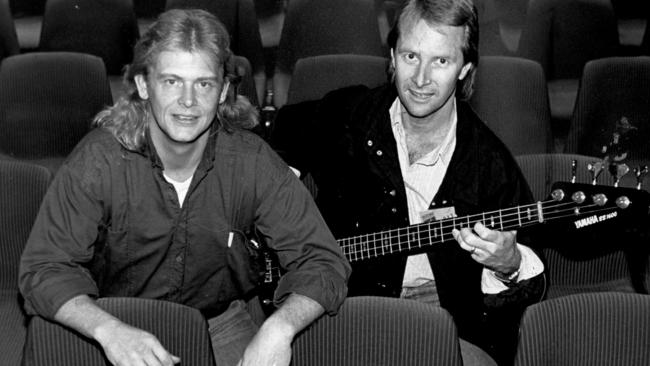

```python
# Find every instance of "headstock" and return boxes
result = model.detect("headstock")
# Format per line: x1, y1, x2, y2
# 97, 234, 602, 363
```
545, 158, 649, 233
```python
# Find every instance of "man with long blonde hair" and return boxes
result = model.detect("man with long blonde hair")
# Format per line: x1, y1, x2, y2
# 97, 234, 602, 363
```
20, 9, 350, 366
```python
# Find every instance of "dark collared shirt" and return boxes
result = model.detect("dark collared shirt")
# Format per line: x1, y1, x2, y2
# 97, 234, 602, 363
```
19, 126, 350, 319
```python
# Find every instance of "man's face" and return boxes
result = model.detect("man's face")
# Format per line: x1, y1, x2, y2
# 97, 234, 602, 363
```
135, 49, 227, 146
391, 19, 472, 122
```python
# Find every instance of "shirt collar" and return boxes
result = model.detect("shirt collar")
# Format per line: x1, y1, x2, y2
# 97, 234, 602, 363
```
144, 122, 219, 172
389, 97, 457, 166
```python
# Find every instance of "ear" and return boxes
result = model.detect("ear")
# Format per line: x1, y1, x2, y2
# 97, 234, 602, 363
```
219, 80, 230, 104
458, 62, 473, 81
390, 48, 396, 69
134, 74, 149, 100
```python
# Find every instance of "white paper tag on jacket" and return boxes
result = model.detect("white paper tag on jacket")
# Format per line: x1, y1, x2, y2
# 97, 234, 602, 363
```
420, 206, 456, 223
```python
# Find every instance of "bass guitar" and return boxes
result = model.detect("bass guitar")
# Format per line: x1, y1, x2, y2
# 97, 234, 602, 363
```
259, 182, 650, 310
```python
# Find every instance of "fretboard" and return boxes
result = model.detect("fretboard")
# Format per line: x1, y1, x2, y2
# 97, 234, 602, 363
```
337, 198, 595, 262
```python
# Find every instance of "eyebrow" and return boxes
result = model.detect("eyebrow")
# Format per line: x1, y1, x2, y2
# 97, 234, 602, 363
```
156, 72, 220, 82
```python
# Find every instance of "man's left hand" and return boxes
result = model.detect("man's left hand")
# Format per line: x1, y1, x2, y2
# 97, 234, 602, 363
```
452, 222, 521, 274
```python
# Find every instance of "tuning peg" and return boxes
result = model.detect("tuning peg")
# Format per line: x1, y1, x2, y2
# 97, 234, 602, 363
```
571, 160, 577, 183
616, 196, 631, 209
572, 191, 586, 204
587, 161, 605, 185
592, 193, 608, 206
609, 162, 630, 187
551, 189, 565, 201
634, 165, 648, 190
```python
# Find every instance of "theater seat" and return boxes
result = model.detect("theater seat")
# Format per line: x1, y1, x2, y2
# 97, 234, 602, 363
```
565, 56, 650, 169
514, 292, 650, 366
39, 0, 139, 75
287, 54, 389, 105
272, 0, 385, 108
0, 52, 113, 172
165, 0, 266, 103
23, 297, 215, 366
0, 160, 52, 366
0, 0, 20, 60
292, 296, 463, 366
470, 56, 553, 156
518, 0, 620, 123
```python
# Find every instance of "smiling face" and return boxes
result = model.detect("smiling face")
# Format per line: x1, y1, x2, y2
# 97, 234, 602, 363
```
135, 49, 228, 149
391, 18, 472, 125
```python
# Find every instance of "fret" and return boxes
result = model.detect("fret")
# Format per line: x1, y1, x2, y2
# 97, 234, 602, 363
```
499, 209, 504, 230
395, 227, 401, 252
372, 232, 379, 258
363, 233, 370, 260
405, 227, 411, 251
517, 206, 522, 227
482, 211, 486, 226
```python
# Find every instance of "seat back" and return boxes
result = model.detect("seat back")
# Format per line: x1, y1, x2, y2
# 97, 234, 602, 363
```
0, 160, 51, 366
0, 0, 20, 60
292, 296, 463, 366
287, 54, 389, 105
39, 0, 139, 75
470, 56, 552, 155
23, 297, 215, 366
514, 292, 650, 366
273, 0, 384, 107
518, 0, 619, 80
565, 56, 650, 167
0, 160, 51, 290
0, 52, 113, 160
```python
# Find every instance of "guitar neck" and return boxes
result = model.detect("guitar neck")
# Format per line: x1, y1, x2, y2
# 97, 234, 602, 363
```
336, 199, 583, 262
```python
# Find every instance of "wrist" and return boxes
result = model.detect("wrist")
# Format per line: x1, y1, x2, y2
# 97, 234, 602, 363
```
494, 267, 521, 283
259, 315, 297, 343
92, 317, 122, 343
493, 247, 522, 282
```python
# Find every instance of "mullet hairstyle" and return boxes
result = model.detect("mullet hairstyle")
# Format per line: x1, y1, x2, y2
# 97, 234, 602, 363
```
94, 9, 258, 151
386, 0, 479, 100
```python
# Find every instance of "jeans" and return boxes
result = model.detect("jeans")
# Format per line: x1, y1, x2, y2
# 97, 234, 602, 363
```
207, 299, 260, 366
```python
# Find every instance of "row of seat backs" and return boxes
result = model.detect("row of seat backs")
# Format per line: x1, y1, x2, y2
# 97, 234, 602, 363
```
0, 50, 259, 172
286, 53, 650, 162
285, 53, 553, 156
17, 292, 650, 366
4, 0, 265, 81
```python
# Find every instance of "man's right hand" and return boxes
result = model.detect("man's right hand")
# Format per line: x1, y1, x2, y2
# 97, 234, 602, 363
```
54, 295, 180, 366
94, 318, 181, 366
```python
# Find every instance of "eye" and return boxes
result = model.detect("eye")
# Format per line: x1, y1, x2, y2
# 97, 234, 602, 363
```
404, 53, 417, 61
164, 79, 178, 86
437, 58, 448, 65
197, 80, 214, 89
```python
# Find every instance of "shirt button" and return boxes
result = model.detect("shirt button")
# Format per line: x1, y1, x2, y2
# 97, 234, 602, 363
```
389, 190, 396, 196
391, 207, 397, 213
176, 254, 184, 263
367, 140, 373, 147
376, 150, 383, 156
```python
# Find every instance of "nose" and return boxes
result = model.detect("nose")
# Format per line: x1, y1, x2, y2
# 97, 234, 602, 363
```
178, 84, 196, 108
412, 63, 431, 87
